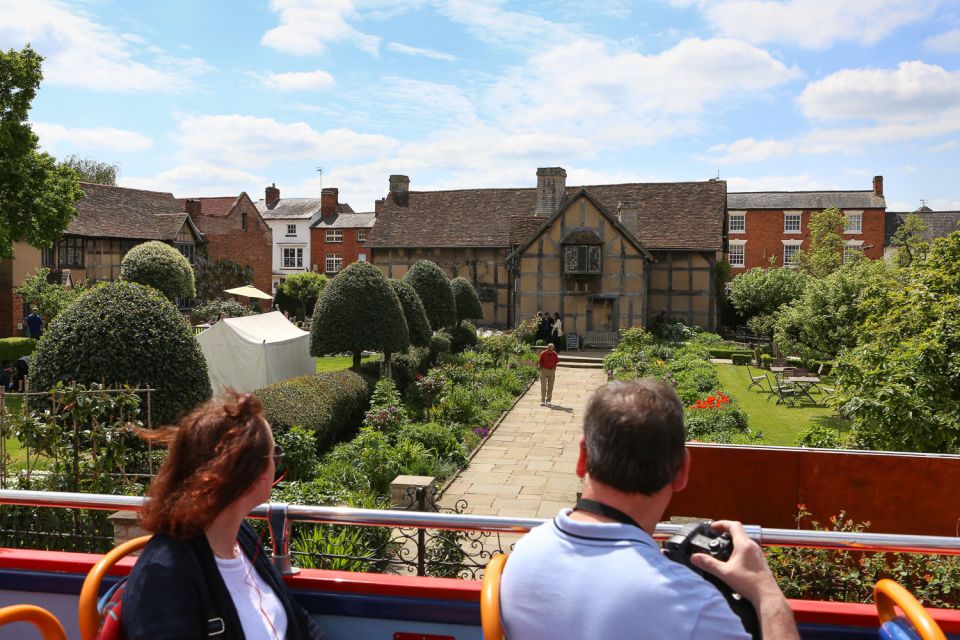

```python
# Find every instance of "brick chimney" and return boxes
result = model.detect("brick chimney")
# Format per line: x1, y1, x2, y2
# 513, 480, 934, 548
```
374, 197, 385, 216
535, 167, 567, 217
184, 199, 202, 217
321, 187, 338, 217
265, 183, 280, 209
617, 200, 638, 235
873, 175, 883, 197
389, 174, 409, 207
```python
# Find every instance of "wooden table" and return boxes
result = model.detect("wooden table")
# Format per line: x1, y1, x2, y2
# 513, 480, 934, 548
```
787, 376, 822, 404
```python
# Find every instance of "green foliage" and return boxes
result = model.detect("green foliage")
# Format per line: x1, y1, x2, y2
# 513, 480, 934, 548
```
450, 276, 483, 322
325, 430, 440, 495
27, 281, 211, 425
834, 232, 960, 453
275, 425, 320, 482
477, 331, 528, 366
797, 208, 845, 278
889, 213, 931, 268
15, 268, 88, 325
430, 332, 451, 362
796, 423, 847, 449
389, 347, 432, 393
650, 317, 699, 343
363, 377, 407, 431
388, 279, 431, 347
0, 337, 36, 362
448, 321, 478, 354
120, 241, 196, 301
514, 317, 538, 345
253, 369, 373, 453
391, 422, 467, 468
311, 261, 409, 367
278, 271, 327, 319
189, 299, 255, 324
404, 260, 456, 330
192, 255, 254, 302
727, 267, 808, 323
61, 155, 118, 185
0, 46, 82, 260
774, 258, 890, 360
730, 354, 752, 366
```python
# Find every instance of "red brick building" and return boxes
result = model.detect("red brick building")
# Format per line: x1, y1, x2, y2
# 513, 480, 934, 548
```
181, 193, 273, 295
309, 188, 375, 275
725, 176, 886, 273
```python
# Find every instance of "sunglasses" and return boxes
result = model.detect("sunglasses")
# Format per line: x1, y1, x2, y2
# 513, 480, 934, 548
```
270, 444, 285, 466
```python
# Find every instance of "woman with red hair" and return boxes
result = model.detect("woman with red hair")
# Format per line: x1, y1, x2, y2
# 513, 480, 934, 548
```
122, 390, 325, 639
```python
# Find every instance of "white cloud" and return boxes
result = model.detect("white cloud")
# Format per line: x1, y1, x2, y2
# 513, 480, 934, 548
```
903, 164, 919, 172
925, 28, 960, 52
725, 174, 833, 191
121, 164, 264, 197
262, 70, 336, 91
700, 138, 793, 163
387, 42, 457, 61
928, 197, 960, 210
926, 140, 958, 153
32, 123, 153, 153
685, 0, 938, 49
260, 0, 381, 56
0, 0, 212, 92
436, 0, 579, 49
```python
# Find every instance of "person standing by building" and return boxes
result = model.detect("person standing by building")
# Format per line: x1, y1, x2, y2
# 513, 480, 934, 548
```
26, 308, 43, 340
538, 343, 560, 406
551, 312, 564, 351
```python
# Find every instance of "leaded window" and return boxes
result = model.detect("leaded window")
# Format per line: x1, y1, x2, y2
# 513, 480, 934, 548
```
564, 245, 602, 274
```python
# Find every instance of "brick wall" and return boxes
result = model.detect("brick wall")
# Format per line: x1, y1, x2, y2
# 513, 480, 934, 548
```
310, 227, 370, 275
729, 207, 886, 274
193, 197, 273, 295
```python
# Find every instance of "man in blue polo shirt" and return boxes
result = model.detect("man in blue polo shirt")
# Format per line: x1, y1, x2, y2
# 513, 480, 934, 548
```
26, 308, 43, 340
500, 379, 798, 640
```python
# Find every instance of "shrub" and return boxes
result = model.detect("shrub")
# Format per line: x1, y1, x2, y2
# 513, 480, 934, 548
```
16, 268, 87, 324
0, 337, 36, 362
120, 241, 196, 301
324, 430, 440, 495
404, 260, 455, 330
430, 332, 451, 363
448, 321, 478, 353
731, 354, 753, 366
760, 354, 773, 369
363, 377, 407, 431
253, 370, 372, 453
796, 424, 846, 449
391, 422, 467, 467
388, 279, 431, 347
278, 271, 327, 320
276, 425, 320, 482
28, 281, 211, 425
451, 277, 483, 323
311, 261, 409, 370
190, 299, 254, 324
684, 393, 750, 442
391, 347, 432, 393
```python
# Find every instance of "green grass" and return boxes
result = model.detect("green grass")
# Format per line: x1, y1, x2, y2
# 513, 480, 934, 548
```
714, 363, 850, 447
315, 355, 375, 373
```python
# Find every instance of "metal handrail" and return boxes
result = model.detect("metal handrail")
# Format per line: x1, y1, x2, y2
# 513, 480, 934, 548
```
2, 490, 958, 558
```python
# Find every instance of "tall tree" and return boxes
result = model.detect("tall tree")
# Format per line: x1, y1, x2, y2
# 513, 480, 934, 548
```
889, 213, 930, 268
278, 271, 327, 319
388, 278, 431, 347
61, 155, 119, 185
403, 260, 456, 330
726, 266, 808, 336
193, 255, 254, 301
797, 208, 845, 278
451, 276, 483, 323
0, 46, 82, 259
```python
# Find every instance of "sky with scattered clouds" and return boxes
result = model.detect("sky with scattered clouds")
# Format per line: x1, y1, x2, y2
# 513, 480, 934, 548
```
4, 0, 960, 212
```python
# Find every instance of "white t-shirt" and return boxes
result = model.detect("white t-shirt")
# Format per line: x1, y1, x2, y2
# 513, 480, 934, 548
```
215, 549, 288, 640
500, 509, 751, 640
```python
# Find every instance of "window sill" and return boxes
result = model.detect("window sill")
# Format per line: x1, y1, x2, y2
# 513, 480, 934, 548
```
844, 230, 862, 235
728, 230, 746, 234
783, 230, 802, 234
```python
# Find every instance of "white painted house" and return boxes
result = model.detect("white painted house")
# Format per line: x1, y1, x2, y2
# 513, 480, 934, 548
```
255, 184, 326, 293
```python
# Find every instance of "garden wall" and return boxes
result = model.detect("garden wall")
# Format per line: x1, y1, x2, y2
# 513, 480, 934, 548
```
666, 444, 960, 537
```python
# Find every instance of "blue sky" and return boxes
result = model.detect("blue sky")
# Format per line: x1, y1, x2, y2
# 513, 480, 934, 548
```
3, 0, 960, 212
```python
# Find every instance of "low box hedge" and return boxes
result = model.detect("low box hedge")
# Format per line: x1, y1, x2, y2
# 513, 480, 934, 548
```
731, 354, 753, 366
0, 337, 36, 362
254, 369, 374, 454
708, 348, 754, 360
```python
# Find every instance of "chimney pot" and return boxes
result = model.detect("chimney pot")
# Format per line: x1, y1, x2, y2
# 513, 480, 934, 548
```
873, 175, 884, 197
535, 167, 567, 217
617, 200, 638, 235
321, 187, 339, 217
265, 183, 280, 209
389, 174, 410, 207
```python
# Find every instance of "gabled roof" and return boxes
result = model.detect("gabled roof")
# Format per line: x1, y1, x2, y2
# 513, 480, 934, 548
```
885, 210, 960, 246
367, 179, 726, 251
510, 216, 544, 245
255, 198, 355, 220
70, 183, 205, 242
191, 196, 238, 217
728, 190, 885, 210
309, 212, 376, 229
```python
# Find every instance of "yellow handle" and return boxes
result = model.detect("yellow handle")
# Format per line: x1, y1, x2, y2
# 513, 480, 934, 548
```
78, 535, 152, 640
0, 604, 67, 640
874, 578, 947, 640
481, 553, 508, 640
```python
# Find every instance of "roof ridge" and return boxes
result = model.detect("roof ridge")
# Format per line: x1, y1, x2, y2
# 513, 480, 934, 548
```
81, 182, 175, 198
730, 189, 874, 195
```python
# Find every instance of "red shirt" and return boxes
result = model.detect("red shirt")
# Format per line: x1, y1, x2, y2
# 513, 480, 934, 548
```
539, 350, 559, 370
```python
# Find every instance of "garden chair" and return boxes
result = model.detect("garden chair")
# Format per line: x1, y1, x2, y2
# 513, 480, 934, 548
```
767, 374, 798, 407
746, 365, 771, 393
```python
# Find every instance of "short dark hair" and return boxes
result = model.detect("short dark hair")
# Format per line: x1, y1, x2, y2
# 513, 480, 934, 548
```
583, 379, 686, 495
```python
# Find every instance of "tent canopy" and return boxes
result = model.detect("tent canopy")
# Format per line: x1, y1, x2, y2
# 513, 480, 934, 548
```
224, 285, 274, 300
196, 311, 313, 393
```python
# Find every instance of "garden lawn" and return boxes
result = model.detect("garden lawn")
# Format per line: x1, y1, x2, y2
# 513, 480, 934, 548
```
315, 355, 375, 373
713, 363, 849, 447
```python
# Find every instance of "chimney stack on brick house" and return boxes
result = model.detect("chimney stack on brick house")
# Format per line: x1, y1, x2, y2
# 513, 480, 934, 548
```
873, 175, 884, 197
535, 167, 567, 217
389, 175, 410, 207
617, 200, 639, 235
265, 183, 280, 209
321, 188, 339, 217
184, 199, 202, 217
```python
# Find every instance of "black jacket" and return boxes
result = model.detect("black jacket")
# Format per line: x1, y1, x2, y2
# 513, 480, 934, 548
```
122, 522, 325, 640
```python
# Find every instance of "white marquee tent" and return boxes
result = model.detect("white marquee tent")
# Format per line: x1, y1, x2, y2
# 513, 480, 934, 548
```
196, 311, 313, 393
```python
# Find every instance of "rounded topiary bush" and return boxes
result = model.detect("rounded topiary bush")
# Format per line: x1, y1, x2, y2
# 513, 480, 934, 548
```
389, 279, 431, 347
404, 260, 455, 330
121, 240, 196, 301
451, 276, 483, 323
448, 321, 478, 353
28, 281, 211, 425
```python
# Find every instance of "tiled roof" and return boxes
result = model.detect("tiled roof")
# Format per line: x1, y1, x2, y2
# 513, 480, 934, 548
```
510, 216, 544, 245
885, 211, 960, 246
255, 198, 354, 220
728, 191, 885, 210
192, 196, 238, 217
70, 183, 200, 241
310, 212, 376, 229
562, 227, 604, 245
367, 180, 726, 251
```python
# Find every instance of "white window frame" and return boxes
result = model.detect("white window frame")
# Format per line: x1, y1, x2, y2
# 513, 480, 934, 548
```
728, 239, 746, 268
282, 247, 303, 269
357, 228, 367, 242
845, 211, 863, 234
782, 239, 802, 266
728, 211, 746, 234
326, 229, 343, 243
325, 252, 343, 274
784, 211, 802, 234
285, 224, 296, 237
843, 239, 865, 263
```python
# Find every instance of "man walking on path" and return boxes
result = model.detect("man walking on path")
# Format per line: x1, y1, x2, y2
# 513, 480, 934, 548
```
538, 343, 559, 406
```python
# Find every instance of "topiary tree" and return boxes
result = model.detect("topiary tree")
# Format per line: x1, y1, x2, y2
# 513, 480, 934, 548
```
120, 240, 196, 301
389, 279, 431, 347
311, 261, 409, 370
404, 260, 455, 330
28, 281, 212, 425
451, 276, 483, 324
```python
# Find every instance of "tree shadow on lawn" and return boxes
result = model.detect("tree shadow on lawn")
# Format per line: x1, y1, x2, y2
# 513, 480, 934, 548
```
810, 414, 853, 438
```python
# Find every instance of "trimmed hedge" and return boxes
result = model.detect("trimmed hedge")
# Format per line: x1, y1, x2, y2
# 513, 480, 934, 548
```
731, 354, 753, 366
120, 241, 196, 301
404, 260, 455, 330
254, 370, 373, 453
0, 337, 36, 362
190, 299, 254, 324
28, 281, 211, 425
448, 321, 478, 354
451, 277, 482, 323
388, 279, 431, 348
708, 348, 754, 360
